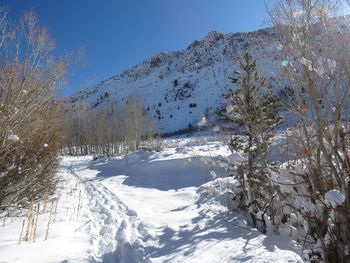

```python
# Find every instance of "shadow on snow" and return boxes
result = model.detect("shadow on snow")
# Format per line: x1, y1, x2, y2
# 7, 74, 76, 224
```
84, 151, 224, 191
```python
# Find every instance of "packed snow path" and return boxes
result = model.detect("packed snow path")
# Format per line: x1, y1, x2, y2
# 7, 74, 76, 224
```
65, 136, 302, 263
0, 136, 303, 263
70, 166, 150, 262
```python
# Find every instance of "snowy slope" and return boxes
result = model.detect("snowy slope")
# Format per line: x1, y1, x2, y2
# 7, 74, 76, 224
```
68, 28, 284, 133
0, 134, 303, 263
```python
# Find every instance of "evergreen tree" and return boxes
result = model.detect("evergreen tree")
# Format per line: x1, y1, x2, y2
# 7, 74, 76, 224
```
219, 52, 282, 232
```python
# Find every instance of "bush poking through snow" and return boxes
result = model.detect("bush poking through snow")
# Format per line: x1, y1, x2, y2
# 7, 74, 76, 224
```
0, 9, 69, 213
267, 0, 350, 261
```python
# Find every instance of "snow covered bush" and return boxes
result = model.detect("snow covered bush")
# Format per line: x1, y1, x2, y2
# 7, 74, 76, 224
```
267, 0, 350, 261
0, 9, 70, 213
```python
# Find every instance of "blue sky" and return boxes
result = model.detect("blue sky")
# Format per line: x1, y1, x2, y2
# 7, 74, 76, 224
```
2, 0, 269, 96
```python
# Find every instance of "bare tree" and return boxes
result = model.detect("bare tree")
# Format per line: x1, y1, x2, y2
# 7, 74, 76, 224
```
62, 92, 153, 156
267, 1, 350, 261
0, 9, 71, 213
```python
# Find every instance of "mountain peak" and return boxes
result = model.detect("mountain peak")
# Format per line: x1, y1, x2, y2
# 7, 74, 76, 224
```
69, 27, 282, 133
187, 30, 225, 50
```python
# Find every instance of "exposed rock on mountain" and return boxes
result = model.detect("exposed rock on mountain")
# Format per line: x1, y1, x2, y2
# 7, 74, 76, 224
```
69, 28, 283, 133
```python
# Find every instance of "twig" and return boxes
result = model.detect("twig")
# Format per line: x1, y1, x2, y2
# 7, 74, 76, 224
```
74, 219, 92, 232
224, 218, 252, 232
301, 232, 309, 256
33, 203, 40, 243
2, 211, 8, 227
45, 202, 54, 240
271, 180, 307, 186
18, 219, 25, 244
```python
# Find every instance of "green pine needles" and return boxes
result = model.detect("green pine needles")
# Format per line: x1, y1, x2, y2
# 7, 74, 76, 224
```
219, 52, 282, 232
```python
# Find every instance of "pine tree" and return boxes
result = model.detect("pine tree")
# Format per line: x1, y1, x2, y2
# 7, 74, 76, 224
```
219, 52, 282, 232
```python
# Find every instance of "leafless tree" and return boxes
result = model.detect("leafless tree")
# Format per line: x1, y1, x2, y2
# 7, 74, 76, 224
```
62, 92, 153, 156
0, 9, 71, 213
266, 0, 350, 261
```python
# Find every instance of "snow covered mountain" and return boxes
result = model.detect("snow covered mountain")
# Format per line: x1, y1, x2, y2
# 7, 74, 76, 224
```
69, 28, 284, 133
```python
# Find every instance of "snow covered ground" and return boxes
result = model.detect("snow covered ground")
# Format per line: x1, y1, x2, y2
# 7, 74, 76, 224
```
0, 134, 303, 263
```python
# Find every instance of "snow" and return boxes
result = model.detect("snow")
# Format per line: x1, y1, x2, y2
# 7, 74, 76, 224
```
325, 189, 345, 208
0, 166, 91, 263
210, 169, 217, 179
198, 117, 207, 127
226, 104, 234, 113
8, 134, 20, 142
0, 134, 303, 262
300, 57, 313, 71
68, 28, 283, 134
7, 164, 16, 171
289, 213, 298, 225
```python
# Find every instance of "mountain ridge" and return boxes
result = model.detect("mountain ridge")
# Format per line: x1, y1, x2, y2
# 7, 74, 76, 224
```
68, 27, 283, 133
